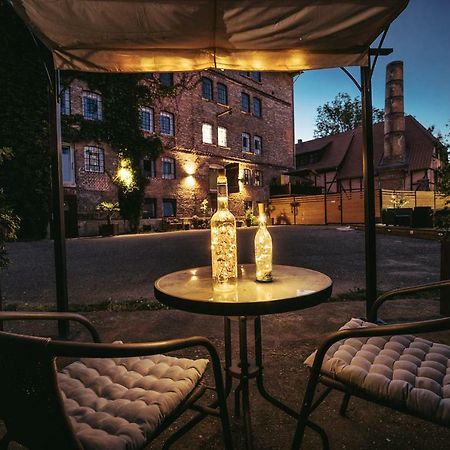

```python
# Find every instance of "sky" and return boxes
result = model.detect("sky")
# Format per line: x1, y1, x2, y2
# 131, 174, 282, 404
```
294, 0, 450, 142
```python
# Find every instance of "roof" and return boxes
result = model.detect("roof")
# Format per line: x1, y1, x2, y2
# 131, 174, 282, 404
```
294, 115, 438, 179
9, 0, 408, 72
295, 130, 354, 172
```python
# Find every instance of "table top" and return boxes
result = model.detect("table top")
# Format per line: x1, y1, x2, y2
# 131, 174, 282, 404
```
154, 264, 332, 316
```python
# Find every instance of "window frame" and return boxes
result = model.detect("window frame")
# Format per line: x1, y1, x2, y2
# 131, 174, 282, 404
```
253, 97, 262, 117
162, 198, 177, 217
201, 77, 213, 100
241, 93, 250, 113
254, 169, 263, 186
202, 123, 213, 144
218, 126, 228, 148
242, 132, 251, 152
143, 158, 156, 178
159, 73, 174, 87
62, 144, 75, 186
243, 169, 251, 185
160, 111, 174, 136
84, 146, 105, 173
61, 87, 71, 116
217, 82, 228, 105
82, 91, 102, 121
142, 198, 157, 219
139, 106, 154, 132
253, 136, 262, 155
161, 156, 176, 179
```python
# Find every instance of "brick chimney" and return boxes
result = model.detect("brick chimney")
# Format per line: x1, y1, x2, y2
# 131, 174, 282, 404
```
382, 61, 406, 165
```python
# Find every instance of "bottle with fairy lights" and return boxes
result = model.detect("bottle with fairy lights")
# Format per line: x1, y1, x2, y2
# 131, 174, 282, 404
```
210, 169, 237, 283
255, 203, 273, 282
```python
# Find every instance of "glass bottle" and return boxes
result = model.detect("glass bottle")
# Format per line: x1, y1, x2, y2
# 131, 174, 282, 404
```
210, 169, 237, 283
255, 203, 273, 282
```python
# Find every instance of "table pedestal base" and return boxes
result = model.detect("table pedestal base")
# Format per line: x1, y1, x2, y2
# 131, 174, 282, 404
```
224, 316, 329, 450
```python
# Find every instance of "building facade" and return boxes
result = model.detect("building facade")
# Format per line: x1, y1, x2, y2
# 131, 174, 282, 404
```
61, 70, 294, 236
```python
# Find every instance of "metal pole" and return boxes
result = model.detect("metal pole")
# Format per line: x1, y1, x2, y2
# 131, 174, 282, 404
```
48, 66, 69, 338
361, 65, 377, 319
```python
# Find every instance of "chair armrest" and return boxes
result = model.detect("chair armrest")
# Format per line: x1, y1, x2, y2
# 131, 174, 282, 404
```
0, 312, 101, 342
309, 316, 450, 380
368, 279, 450, 321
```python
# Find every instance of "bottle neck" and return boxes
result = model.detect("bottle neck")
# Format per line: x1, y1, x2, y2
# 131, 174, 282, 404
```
217, 196, 228, 210
258, 214, 267, 229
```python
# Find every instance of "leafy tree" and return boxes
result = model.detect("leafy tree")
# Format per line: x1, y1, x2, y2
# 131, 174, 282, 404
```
434, 120, 450, 201
0, 1, 51, 240
314, 92, 384, 138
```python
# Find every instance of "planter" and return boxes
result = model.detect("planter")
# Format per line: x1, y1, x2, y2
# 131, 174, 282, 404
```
99, 223, 119, 237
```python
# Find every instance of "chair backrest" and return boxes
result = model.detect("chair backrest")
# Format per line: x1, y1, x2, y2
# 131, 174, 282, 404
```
0, 330, 82, 449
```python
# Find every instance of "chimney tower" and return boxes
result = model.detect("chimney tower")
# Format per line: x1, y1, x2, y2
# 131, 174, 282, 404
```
382, 61, 406, 165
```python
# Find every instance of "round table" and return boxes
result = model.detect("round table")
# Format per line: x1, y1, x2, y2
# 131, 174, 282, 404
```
154, 264, 332, 449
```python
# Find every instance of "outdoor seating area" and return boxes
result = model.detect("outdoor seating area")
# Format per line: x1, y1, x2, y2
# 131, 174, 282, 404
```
2, 1, 450, 449
1, 284, 450, 449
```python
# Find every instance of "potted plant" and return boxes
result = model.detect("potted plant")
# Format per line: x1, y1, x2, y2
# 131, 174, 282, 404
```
245, 208, 255, 227
96, 201, 120, 236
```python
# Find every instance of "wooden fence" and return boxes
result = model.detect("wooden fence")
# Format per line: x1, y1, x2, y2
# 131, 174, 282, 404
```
269, 189, 449, 226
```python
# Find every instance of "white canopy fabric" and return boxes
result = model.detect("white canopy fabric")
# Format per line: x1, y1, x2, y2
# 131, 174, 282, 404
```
11, 0, 408, 73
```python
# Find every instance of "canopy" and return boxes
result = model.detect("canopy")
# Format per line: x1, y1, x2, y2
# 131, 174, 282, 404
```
11, 0, 408, 73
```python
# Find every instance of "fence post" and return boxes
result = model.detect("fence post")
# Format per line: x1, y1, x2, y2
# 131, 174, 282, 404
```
440, 236, 450, 316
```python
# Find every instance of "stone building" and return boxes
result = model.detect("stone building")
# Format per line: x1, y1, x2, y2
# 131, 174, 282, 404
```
61, 70, 294, 236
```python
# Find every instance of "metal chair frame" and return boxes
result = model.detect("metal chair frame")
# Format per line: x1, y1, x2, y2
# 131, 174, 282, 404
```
291, 279, 450, 449
0, 312, 233, 450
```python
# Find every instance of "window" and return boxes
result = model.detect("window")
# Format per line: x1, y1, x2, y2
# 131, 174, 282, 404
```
242, 132, 250, 152
244, 200, 253, 211
159, 73, 173, 87
253, 97, 262, 117
243, 169, 251, 185
142, 198, 157, 219
250, 71, 262, 82
61, 88, 71, 115
218, 127, 228, 147
84, 146, 104, 173
254, 136, 262, 155
143, 72, 154, 79
241, 93, 250, 113
202, 123, 213, 144
62, 145, 75, 185
254, 170, 263, 186
202, 77, 213, 100
163, 199, 176, 217
217, 83, 228, 105
82, 92, 102, 120
160, 111, 174, 136
143, 158, 156, 178
161, 157, 175, 179
297, 151, 322, 166
139, 107, 154, 132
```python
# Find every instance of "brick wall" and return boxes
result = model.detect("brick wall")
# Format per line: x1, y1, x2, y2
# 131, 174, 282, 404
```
63, 71, 294, 234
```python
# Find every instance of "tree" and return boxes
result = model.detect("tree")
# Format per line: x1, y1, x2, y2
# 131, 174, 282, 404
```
0, 1, 51, 240
314, 93, 384, 138
435, 120, 450, 200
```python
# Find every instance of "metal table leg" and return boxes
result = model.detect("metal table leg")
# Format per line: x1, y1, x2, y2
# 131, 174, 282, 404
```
223, 315, 329, 450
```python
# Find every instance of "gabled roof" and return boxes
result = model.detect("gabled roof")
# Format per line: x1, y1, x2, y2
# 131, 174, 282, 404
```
294, 115, 438, 180
295, 130, 354, 172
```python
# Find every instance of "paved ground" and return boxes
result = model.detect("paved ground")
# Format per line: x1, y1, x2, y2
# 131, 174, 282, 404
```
2, 225, 440, 305
2, 298, 449, 449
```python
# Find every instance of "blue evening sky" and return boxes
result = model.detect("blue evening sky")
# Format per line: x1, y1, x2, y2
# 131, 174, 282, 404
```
294, 0, 450, 142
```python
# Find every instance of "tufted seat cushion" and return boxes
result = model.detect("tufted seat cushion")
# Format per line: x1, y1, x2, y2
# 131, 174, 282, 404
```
57, 353, 208, 450
305, 318, 450, 425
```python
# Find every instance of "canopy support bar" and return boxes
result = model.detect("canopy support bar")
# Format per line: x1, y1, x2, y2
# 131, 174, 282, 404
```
47, 62, 69, 338
361, 63, 377, 319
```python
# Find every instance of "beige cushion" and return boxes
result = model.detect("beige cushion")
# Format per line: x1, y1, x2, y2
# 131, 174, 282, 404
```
57, 354, 208, 450
305, 318, 450, 425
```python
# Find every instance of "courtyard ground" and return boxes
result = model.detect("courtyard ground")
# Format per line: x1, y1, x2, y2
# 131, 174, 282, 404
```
1, 225, 448, 448
1, 225, 441, 306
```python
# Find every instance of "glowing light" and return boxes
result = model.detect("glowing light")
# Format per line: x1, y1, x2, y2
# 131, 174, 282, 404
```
115, 157, 135, 191
185, 162, 196, 176
255, 203, 273, 282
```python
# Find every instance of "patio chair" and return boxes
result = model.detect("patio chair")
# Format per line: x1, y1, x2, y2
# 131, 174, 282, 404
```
0, 312, 232, 450
292, 279, 450, 449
